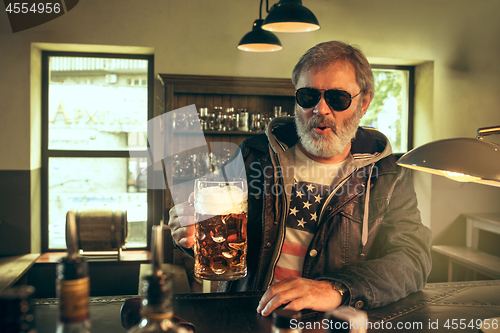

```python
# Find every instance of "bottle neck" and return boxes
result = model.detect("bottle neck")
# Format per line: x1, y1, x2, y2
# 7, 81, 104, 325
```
141, 308, 174, 321
137, 313, 177, 332
140, 273, 174, 319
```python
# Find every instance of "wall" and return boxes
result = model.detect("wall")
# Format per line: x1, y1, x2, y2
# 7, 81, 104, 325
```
1, 0, 500, 255
412, 61, 434, 229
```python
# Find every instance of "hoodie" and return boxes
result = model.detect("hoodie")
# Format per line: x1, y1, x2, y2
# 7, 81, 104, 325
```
218, 117, 432, 310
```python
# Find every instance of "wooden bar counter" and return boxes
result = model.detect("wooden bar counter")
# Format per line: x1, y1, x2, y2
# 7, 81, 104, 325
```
33, 280, 500, 333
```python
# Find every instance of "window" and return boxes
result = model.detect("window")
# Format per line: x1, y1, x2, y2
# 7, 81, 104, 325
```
42, 52, 153, 251
361, 66, 414, 154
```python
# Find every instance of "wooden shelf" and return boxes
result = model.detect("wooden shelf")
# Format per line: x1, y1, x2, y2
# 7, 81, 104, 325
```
36, 250, 151, 263
0, 254, 40, 292
174, 130, 265, 136
157, 74, 294, 97
432, 245, 500, 280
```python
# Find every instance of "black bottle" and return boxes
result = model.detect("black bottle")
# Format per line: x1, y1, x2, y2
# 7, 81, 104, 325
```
0, 285, 38, 333
55, 211, 91, 333
127, 225, 184, 333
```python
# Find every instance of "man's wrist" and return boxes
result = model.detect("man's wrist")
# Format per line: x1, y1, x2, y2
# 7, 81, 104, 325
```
330, 281, 349, 305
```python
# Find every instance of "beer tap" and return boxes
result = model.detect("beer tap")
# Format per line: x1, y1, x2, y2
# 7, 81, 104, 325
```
125, 225, 182, 332
151, 225, 164, 278
66, 211, 79, 261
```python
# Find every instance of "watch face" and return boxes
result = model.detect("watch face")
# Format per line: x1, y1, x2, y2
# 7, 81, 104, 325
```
334, 282, 346, 295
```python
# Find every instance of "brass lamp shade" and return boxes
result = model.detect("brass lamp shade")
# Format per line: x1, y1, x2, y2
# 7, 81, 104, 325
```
262, 0, 320, 33
397, 138, 500, 187
237, 19, 283, 52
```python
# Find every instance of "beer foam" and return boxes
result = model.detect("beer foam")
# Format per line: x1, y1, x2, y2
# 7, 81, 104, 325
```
195, 185, 248, 215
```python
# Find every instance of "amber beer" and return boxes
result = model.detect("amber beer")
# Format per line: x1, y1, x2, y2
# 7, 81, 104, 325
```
193, 178, 248, 280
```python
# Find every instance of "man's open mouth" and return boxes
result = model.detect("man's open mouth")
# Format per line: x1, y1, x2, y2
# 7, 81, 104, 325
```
314, 125, 330, 134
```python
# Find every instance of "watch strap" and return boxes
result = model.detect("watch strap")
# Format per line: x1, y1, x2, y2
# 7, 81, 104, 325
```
331, 281, 349, 305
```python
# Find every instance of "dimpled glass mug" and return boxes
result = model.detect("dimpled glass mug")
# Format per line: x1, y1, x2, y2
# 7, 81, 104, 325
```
193, 177, 248, 280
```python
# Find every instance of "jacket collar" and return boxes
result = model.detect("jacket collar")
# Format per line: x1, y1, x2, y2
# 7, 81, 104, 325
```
256, 116, 393, 168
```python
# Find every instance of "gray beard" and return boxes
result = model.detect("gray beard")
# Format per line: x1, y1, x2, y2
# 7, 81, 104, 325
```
294, 103, 362, 158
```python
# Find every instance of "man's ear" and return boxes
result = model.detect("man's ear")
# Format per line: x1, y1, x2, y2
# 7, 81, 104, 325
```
360, 92, 373, 117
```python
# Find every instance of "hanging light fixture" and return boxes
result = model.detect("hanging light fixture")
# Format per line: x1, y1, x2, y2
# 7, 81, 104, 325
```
397, 126, 500, 187
238, 0, 283, 52
262, 0, 320, 33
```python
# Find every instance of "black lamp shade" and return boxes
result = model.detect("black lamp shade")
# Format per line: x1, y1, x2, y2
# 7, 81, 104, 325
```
238, 19, 283, 52
262, 0, 320, 33
397, 138, 500, 187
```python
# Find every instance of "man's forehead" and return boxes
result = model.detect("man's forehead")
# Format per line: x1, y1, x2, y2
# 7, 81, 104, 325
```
297, 61, 357, 86
305, 60, 354, 76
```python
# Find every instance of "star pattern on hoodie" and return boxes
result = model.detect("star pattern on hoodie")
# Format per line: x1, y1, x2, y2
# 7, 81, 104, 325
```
287, 179, 332, 232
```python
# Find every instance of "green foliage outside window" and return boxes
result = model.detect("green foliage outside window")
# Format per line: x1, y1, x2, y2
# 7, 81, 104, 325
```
360, 69, 409, 153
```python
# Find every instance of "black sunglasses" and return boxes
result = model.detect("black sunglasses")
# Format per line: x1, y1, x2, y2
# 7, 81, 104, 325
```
295, 87, 362, 111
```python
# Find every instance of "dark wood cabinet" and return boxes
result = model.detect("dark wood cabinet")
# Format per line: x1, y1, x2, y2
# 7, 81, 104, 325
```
158, 73, 295, 202
158, 74, 295, 144
158, 74, 295, 263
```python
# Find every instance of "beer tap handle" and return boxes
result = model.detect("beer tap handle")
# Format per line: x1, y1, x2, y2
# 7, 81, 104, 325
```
151, 225, 164, 277
65, 211, 79, 261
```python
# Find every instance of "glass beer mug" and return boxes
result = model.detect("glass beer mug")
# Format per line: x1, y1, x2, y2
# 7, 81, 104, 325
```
193, 177, 248, 280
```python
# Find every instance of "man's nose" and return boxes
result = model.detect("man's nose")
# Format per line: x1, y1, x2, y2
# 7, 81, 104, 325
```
314, 95, 331, 116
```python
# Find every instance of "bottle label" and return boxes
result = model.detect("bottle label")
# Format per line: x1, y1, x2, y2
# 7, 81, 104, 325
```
144, 310, 174, 321
57, 276, 90, 323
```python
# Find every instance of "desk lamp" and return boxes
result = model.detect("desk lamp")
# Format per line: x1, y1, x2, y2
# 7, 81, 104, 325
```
397, 126, 500, 333
397, 126, 500, 187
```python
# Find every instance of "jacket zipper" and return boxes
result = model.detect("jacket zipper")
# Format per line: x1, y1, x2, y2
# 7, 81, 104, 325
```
266, 143, 289, 288
266, 182, 288, 288
318, 167, 358, 223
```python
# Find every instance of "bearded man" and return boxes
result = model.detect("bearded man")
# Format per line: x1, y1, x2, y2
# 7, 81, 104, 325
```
169, 41, 432, 316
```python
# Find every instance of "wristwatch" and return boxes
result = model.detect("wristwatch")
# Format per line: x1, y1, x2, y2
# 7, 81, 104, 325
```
331, 281, 349, 304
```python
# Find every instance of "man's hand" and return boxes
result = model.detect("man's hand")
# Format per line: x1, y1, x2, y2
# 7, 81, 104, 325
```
168, 193, 195, 249
256, 276, 342, 316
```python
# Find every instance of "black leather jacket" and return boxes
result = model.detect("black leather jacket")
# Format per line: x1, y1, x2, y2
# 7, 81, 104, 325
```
217, 118, 432, 310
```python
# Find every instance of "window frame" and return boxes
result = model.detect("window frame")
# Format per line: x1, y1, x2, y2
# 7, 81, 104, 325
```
41, 51, 155, 253
370, 64, 415, 157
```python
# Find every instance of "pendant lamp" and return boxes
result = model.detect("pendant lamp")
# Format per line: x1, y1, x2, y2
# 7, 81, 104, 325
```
238, 0, 283, 52
262, 0, 320, 33
397, 126, 500, 187
238, 19, 283, 52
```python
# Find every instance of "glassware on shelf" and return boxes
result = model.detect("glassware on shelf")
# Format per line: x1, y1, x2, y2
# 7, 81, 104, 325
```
215, 108, 224, 131
226, 108, 237, 131
172, 112, 188, 131
273, 106, 282, 118
261, 114, 270, 131
173, 151, 234, 178
186, 113, 198, 130
237, 109, 249, 132
250, 113, 261, 132
211, 106, 223, 131
199, 108, 208, 130
192, 152, 212, 177
195, 107, 289, 132
207, 112, 216, 130
266, 113, 273, 128
221, 114, 228, 131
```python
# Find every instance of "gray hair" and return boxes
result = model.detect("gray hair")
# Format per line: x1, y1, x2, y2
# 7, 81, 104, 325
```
292, 41, 374, 97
